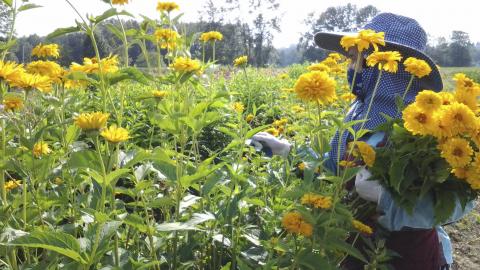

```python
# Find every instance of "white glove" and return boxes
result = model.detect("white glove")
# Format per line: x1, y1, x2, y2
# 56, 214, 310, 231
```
355, 167, 384, 203
250, 132, 292, 157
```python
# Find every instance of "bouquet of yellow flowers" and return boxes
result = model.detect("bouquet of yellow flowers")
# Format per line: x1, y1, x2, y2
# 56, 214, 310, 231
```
367, 73, 480, 224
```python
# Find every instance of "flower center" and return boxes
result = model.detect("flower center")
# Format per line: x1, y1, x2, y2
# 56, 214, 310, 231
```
454, 114, 463, 121
415, 113, 427, 124
453, 148, 463, 157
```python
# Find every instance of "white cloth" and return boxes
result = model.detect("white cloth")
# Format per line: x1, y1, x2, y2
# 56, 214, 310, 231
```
251, 132, 291, 157
355, 167, 384, 203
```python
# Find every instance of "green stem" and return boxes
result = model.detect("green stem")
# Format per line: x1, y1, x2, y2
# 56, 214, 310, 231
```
212, 41, 216, 63
398, 75, 415, 115
358, 69, 383, 133
94, 136, 108, 212
0, 119, 6, 204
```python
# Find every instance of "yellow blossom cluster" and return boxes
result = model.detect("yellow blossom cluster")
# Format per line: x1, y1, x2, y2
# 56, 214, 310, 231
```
352, 219, 373, 235
156, 1, 179, 12
233, 55, 248, 67
199, 31, 223, 42
154, 29, 179, 50
26, 60, 64, 83
112, 0, 129, 5
231, 102, 244, 113
33, 141, 51, 158
101, 125, 130, 144
294, 71, 337, 104
340, 29, 385, 52
401, 77, 480, 190
366, 51, 403, 73
170, 57, 201, 73
70, 55, 119, 74
74, 112, 110, 131
301, 193, 332, 209
281, 212, 313, 237
2, 95, 24, 111
152, 90, 168, 99
348, 141, 376, 167
5, 180, 22, 191
31, 43, 60, 59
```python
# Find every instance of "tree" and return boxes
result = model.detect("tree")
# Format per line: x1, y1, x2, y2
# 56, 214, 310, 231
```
299, 4, 379, 62
0, 2, 12, 40
448, 30, 472, 67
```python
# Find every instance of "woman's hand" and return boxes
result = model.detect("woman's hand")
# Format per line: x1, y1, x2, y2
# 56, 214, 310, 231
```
355, 167, 384, 203
250, 132, 292, 157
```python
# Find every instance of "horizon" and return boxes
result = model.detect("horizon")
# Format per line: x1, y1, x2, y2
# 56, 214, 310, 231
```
13, 0, 480, 48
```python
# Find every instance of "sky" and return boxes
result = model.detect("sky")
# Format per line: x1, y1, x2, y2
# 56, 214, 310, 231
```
14, 0, 480, 48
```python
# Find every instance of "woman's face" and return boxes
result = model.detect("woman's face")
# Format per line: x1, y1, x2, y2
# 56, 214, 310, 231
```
347, 48, 365, 72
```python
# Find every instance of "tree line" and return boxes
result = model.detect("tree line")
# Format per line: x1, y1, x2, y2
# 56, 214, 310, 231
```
1, 2, 479, 68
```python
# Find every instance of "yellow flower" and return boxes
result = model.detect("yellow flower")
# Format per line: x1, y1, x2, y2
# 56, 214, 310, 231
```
154, 28, 179, 50
340, 92, 356, 102
403, 57, 432, 78
340, 35, 359, 51
402, 103, 437, 136
2, 95, 23, 111
26, 60, 63, 82
74, 112, 110, 131
301, 193, 333, 209
454, 90, 477, 111
452, 167, 468, 180
297, 162, 306, 171
294, 71, 337, 104
0, 61, 24, 84
5, 180, 22, 191
199, 31, 223, 42
33, 141, 51, 158
54, 177, 64, 185
233, 55, 248, 67
307, 63, 331, 72
453, 73, 480, 94
415, 90, 442, 112
273, 118, 288, 128
152, 90, 168, 99
31, 43, 60, 59
266, 128, 279, 137
277, 73, 289, 79
101, 125, 130, 144
328, 53, 343, 61
321, 57, 338, 68
437, 103, 478, 137
291, 105, 305, 113
438, 137, 473, 168
10, 73, 53, 93
112, 0, 129, 5
352, 219, 373, 235
281, 212, 313, 237
339, 160, 356, 168
366, 51, 402, 73
246, 114, 254, 122
232, 102, 244, 113
438, 92, 455, 106
340, 30, 385, 52
170, 57, 201, 73
156, 1, 179, 12
356, 29, 385, 52
348, 141, 376, 167
70, 55, 119, 74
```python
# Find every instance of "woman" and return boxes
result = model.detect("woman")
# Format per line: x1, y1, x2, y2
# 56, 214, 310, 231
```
252, 13, 474, 270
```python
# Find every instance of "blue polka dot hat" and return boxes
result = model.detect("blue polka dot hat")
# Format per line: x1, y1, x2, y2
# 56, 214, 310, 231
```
314, 12, 442, 91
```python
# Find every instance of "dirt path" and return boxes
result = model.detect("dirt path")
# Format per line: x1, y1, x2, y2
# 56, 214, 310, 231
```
445, 202, 480, 269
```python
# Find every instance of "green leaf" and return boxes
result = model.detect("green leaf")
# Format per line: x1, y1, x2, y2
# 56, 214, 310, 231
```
46, 26, 80, 40
105, 24, 124, 41
179, 163, 224, 187
156, 212, 215, 232
106, 168, 130, 185
107, 67, 151, 86
124, 214, 150, 233
68, 150, 102, 173
434, 189, 456, 224
65, 125, 80, 146
246, 125, 270, 138
5, 231, 87, 264
92, 8, 133, 24
389, 157, 409, 193
0, 39, 16, 51
2, 0, 12, 7
327, 238, 368, 263
297, 249, 335, 270
18, 3, 42, 12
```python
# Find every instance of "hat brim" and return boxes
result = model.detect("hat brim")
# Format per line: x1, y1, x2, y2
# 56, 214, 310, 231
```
314, 32, 443, 91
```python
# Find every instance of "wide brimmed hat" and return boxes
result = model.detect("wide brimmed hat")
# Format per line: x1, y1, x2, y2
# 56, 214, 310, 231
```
314, 13, 443, 91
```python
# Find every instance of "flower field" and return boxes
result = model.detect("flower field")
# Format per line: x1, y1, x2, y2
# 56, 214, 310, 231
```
0, 1, 479, 269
